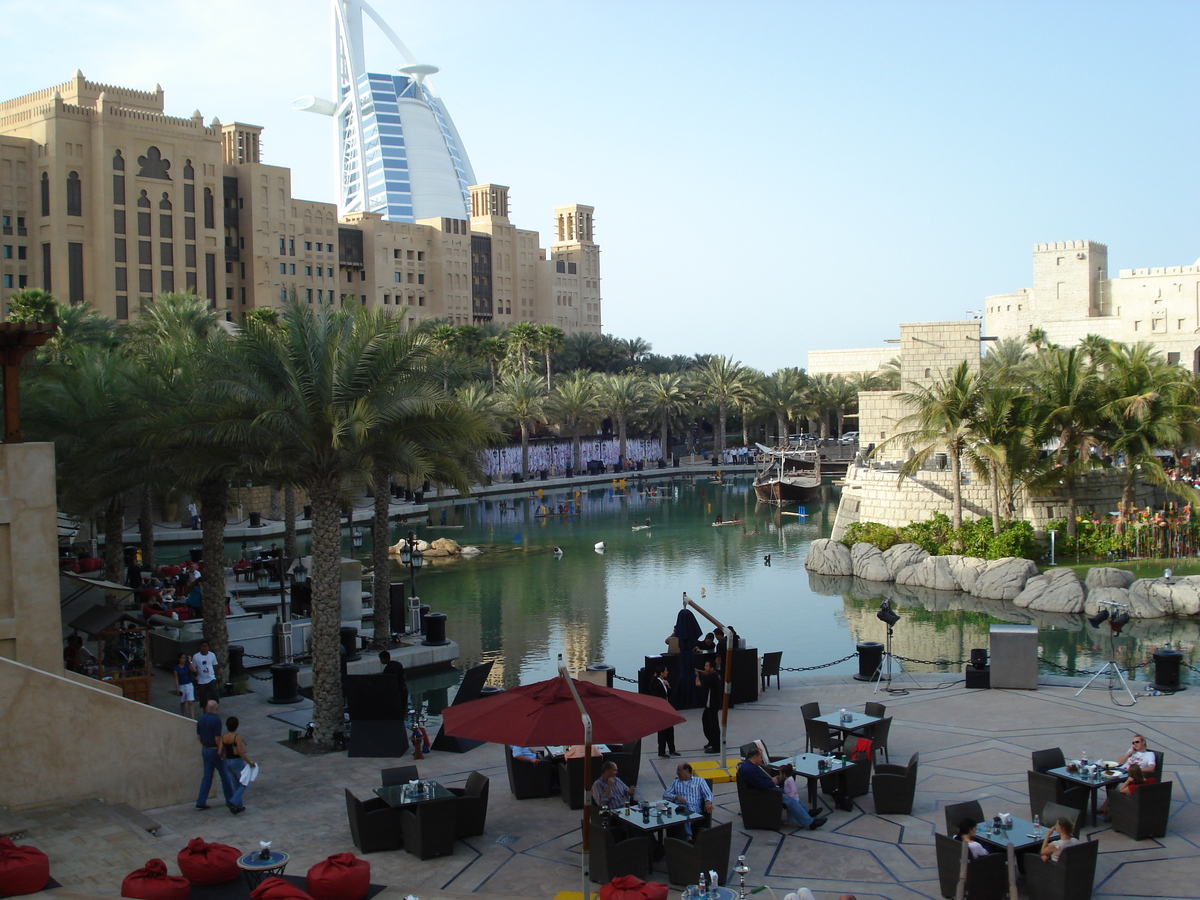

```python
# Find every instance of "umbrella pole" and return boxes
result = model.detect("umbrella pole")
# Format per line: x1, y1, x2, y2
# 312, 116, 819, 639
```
560, 661, 594, 900
684, 597, 735, 768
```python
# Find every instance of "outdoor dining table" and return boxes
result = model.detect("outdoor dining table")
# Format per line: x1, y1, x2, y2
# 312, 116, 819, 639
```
975, 814, 1046, 855
605, 802, 706, 864
813, 711, 881, 739
1047, 765, 1125, 825
373, 780, 456, 807
789, 752, 857, 812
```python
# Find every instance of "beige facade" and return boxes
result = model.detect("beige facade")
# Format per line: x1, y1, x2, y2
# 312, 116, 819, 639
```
806, 346, 893, 377
987, 239, 1200, 369
0, 73, 601, 332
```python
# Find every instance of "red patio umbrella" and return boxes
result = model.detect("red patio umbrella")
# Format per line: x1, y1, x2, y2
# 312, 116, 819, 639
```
441, 676, 684, 746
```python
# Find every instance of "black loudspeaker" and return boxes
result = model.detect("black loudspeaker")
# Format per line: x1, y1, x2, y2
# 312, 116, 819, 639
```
970, 649, 988, 670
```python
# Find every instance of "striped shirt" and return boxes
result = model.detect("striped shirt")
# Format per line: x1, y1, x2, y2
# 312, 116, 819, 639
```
663, 775, 713, 814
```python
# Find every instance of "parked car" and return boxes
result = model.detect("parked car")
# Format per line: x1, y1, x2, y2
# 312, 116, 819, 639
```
839, 432, 859, 444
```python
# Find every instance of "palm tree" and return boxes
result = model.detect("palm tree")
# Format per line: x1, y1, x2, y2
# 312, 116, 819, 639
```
547, 371, 601, 470
559, 331, 603, 372
479, 336, 506, 391
757, 368, 808, 443
599, 372, 647, 463
645, 372, 690, 460
981, 337, 1030, 379
506, 322, 539, 375
4, 288, 57, 323
821, 374, 859, 438
878, 356, 902, 390
497, 371, 547, 479
535, 324, 565, 390
1026, 347, 1102, 539
965, 384, 1025, 534
693, 355, 751, 456
1097, 342, 1200, 509
622, 336, 652, 369
887, 361, 985, 530
225, 301, 489, 745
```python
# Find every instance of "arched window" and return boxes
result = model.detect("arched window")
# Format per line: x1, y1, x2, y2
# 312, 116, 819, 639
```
66, 171, 82, 217
183, 159, 194, 181
203, 188, 214, 230
40, 172, 49, 217
159, 192, 172, 210
112, 150, 125, 171
924, 368, 931, 378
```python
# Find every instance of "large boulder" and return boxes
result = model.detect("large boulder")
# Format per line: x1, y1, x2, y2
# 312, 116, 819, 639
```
805, 539, 853, 576
1128, 576, 1200, 617
971, 557, 1038, 601
1014, 568, 1086, 613
423, 537, 462, 558
882, 543, 929, 580
947, 555, 989, 594
1085, 567, 1135, 590
851, 543, 892, 582
895, 555, 959, 592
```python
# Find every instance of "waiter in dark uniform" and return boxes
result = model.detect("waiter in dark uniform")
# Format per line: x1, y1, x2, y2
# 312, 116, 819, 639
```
650, 664, 680, 757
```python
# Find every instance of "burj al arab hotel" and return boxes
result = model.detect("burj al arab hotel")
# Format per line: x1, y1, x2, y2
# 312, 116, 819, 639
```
293, 0, 476, 223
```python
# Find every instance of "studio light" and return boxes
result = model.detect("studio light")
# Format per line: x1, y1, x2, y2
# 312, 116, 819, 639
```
1088, 608, 1110, 629
877, 599, 900, 627
1110, 611, 1131, 634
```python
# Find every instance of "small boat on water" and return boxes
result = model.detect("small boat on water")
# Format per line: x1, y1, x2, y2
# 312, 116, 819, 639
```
753, 441, 821, 504
711, 519, 744, 527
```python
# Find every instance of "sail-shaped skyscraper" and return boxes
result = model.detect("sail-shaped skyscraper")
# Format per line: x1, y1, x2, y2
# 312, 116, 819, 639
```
293, 0, 476, 222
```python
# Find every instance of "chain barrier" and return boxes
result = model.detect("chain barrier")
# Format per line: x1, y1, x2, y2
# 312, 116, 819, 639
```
781, 652, 860, 672
892, 654, 966, 668
613, 674, 638, 685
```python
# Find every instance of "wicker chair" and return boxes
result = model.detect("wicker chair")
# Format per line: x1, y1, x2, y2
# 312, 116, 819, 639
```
590, 827, 650, 883
344, 788, 401, 853
506, 749, 555, 799
738, 741, 789, 766
864, 701, 886, 719
760, 652, 783, 691
1031, 747, 1066, 774
557, 757, 590, 810
1107, 780, 1172, 840
448, 771, 489, 838
942, 800, 984, 836
735, 767, 785, 829
380, 765, 419, 786
934, 832, 1009, 900
1023, 839, 1099, 900
396, 797, 458, 860
603, 738, 642, 788
804, 717, 843, 756
665, 821, 732, 887
872, 752, 919, 815
800, 702, 821, 751
1041, 801, 1085, 838
865, 716, 892, 764
1028, 771, 1087, 822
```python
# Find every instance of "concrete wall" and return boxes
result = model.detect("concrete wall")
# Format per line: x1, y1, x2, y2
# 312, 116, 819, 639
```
0, 655, 194, 810
807, 347, 893, 377
0, 443, 61, 672
831, 462, 1166, 540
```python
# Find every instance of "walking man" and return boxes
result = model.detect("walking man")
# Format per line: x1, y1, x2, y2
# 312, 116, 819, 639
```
650, 665, 679, 757
695, 659, 722, 753
195, 700, 233, 810
192, 640, 221, 708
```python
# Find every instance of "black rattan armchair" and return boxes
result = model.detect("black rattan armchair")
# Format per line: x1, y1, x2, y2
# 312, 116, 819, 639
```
872, 751, 918, 815
942, 800, 984, 836
448, 771, 489, 838
603, 738, 642, 788
760, 652, 782, 690
665, 821, 732, 887
934, 832, 1009, 900
396, 797, 458, 860
1027, 771, 1087, 822
1031, 747, 1066, 774
1108, 780, 1172, 840
590, 827, 650, 883
1024, 839, 1099, 900
735, 767, 785, 829
344, 788, 401, 853
506, 748, 555, 799
381, 764, 419, 786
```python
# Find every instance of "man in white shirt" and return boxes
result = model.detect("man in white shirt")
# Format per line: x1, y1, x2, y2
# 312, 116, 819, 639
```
663, 762, 713, 836
1117, 734, 1156, 774
192, 641, 221, 708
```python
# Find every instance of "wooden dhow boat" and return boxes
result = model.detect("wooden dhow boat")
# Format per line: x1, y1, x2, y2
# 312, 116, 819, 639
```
753, 441, 821, 504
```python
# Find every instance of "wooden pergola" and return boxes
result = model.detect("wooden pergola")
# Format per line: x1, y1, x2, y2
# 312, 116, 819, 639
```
0, 322, 55, 443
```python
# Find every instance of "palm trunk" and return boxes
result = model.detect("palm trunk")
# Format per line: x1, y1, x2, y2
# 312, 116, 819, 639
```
138, 485, 155, 569
1123, 468, 1137, 511
716, 404, 727, 455
198, 477, 231, 686
1064, 448, 1079, 539
660, 419, 670, 462
950, 451, 964, 531
309, 477, 344, 747
990, 460, 1002, 535
372, 463, 393, 645
545, 351, 553, 391
618, 415, 628, 463
741, 412, 749, 450
520, 421, 530, 479
103, 496, 125, 597
488, 358, 497, 391
283, 484, 297, 561
572, 426, 582, 470
777, 414, 786, 444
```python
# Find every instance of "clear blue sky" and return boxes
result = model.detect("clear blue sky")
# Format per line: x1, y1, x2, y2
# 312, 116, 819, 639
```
2, 0, 1197, 372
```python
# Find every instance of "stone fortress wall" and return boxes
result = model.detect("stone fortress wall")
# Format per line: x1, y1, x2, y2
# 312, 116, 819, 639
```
806, 346, 893, 378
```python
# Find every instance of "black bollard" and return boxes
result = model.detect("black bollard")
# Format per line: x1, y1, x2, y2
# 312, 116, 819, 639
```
1153, 647, 1187, 693
268, 662, 302, 705
588, 663, 616, 688
422, 612, 449, 646
340, 626, 360, 662
854, 641, 884, 681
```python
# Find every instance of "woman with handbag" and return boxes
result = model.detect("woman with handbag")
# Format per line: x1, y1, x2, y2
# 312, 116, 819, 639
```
218, 716, 255, 815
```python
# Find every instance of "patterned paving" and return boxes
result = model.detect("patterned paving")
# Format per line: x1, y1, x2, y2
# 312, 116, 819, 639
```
19, 671, 1200, 900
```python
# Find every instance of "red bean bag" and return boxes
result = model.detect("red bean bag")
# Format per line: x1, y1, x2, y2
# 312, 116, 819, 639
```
251, 877, 314, 900
121, 859, 190, 900
176, 838, 241, 886
0, 837, 50, 897
600, 875, 668, 900
305, 853, 369, 900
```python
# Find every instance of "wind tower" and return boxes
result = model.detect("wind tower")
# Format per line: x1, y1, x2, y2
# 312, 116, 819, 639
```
292, 0, 476, 222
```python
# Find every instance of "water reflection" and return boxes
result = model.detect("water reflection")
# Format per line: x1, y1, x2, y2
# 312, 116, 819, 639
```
808, 571, 1200, 679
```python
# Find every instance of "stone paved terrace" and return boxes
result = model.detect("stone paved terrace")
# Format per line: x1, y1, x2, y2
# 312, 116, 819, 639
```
17, 670, 1200, 900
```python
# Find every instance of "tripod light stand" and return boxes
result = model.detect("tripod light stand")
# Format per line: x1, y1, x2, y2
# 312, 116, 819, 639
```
1075, 603, 1137, 704
872, 599, 922, 694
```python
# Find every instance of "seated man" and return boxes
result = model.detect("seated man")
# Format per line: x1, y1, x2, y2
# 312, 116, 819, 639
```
511, 745, 544, 763
1116, 734, 1156, 775
663, 762, 713, 836
739, 747, 826, 830
591, 761, 637, 810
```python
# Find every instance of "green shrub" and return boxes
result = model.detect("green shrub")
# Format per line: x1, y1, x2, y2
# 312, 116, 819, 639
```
841, 521, 901, 550
843, 513, 1038, 560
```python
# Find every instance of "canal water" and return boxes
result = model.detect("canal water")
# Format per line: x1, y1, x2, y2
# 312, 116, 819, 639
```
339, 474, 1198, 689
221, 473, 1198, 688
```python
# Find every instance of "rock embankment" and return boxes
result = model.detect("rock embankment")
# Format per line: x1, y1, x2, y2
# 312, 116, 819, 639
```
804, 538, 1188, 618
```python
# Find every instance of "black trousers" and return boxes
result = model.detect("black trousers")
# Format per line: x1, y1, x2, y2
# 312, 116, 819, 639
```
658, 726, 676, 755
701, 707, 720, 748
